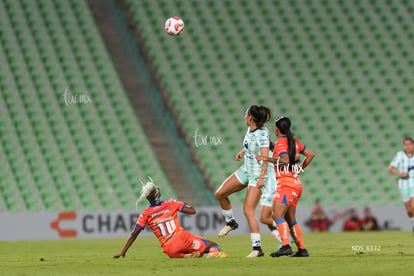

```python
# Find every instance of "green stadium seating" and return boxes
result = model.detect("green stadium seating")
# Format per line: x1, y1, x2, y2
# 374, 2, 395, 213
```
126, 0, 414, 206
0, 0, 176, 212
2, 0, 413, 210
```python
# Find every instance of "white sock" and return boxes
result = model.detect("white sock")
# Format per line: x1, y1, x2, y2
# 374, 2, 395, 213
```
251, 233, 261, 248
222, 209, 234, 223
271, 229, 281, 243
410, 217, 414, 227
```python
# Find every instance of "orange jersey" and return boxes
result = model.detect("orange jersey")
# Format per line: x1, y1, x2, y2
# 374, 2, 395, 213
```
272, 137, 306, 180
136, 200, 185, 247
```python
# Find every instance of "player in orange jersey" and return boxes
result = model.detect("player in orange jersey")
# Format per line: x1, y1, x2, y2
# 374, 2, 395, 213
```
113, 179, 226, 259
256, 116, 314, 257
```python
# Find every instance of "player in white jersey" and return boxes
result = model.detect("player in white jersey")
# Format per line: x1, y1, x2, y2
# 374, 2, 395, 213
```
215, 105, 272, 257
259, 142, 282, 244
389, 137, 414, 233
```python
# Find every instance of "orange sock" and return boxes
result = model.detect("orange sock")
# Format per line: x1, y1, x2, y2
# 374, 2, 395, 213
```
289, 221, 305, 249
275, 218, 290, 246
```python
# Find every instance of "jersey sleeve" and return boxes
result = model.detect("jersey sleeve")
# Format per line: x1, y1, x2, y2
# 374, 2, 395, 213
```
297, 139, 306, 154
390, 152, 400, 168
136, 212, 147, 230
258, 129, 270, 149
167, 199, 185, 212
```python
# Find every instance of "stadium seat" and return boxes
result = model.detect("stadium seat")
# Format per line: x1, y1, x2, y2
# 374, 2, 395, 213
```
125, 0, 413, 206
0, 0, 176, 212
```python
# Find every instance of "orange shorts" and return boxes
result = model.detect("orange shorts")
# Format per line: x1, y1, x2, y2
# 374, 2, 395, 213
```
273, 178, 302, 207
162, 230, 207, 258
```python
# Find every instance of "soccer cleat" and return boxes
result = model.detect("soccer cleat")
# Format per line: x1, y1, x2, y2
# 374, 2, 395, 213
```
217, 220, 238, 237
183, 252, 201, 258
274, 243, 283, 251
269, 245, 293, 257
291, 248, 309, 257
246, 249, 264, 258
206, 251, 227, 258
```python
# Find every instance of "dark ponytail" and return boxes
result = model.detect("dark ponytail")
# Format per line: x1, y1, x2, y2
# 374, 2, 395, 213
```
275, 116, 296, 170
247, 105, 272, 128
269, 141, 274, 152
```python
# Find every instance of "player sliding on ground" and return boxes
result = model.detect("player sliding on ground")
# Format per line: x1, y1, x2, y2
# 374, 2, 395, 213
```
113, 178, 226, 259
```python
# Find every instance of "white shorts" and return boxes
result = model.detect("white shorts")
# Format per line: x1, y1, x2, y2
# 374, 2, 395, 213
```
399, 185, 414, 202
234, 165, 276, 207
234, 166, 265, 187
260, 167, 277, 207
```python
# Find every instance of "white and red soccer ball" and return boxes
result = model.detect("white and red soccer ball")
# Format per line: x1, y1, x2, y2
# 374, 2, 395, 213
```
165, 17, 184, 36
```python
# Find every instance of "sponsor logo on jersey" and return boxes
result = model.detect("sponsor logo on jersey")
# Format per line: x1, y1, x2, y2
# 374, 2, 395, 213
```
191, 239, 201, 250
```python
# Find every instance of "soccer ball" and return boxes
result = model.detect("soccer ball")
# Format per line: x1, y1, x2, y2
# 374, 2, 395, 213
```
165, 17, 184, 36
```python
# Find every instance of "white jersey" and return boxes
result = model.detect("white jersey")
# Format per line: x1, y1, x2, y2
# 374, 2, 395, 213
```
242, 127, 270, 175
390, 151, 414, 188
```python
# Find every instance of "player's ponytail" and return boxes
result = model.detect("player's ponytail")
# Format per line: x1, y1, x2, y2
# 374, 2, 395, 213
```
275, 116, 296, 170
247, 105, 272, 128
269, 140, 274, 152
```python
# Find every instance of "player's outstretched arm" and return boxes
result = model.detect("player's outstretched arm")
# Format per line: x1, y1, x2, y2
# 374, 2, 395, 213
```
181, 203, 196, 215
255, 154, 288, 165
113, 226, 142, 258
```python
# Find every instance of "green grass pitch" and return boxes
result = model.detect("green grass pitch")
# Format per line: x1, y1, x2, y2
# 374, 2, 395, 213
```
1, 231, 413, 276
